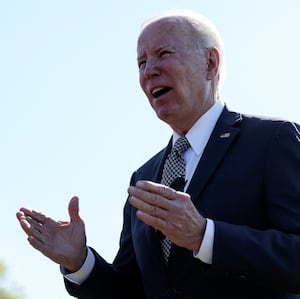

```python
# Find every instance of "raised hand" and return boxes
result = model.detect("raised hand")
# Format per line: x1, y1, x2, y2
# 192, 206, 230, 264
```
16, 196, 87, 272
128, 180, 207, 252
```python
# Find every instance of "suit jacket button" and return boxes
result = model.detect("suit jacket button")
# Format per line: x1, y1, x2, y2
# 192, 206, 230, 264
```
166, 288, 177, 297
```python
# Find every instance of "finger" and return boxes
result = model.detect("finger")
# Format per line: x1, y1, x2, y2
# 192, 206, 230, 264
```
135, 180, 180, 200
18, 207, 49, 225
136, 209, 169, 232
16, 210, 25, 222
129, 182, 174, 207
68, 196, 81, 222
18, 215, 40, 236
18, 216, 32, 235
129, 186, 167, 209
130, 195, 169, 219
27, 235, 48, 255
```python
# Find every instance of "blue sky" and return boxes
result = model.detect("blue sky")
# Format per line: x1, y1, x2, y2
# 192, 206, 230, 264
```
1, 1, 300, 298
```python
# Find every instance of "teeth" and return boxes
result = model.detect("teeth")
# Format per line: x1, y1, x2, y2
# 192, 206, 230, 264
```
152, 87, 165, 96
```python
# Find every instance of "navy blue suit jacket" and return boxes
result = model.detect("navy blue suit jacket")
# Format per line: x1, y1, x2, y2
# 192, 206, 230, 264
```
66, 107, 300, 299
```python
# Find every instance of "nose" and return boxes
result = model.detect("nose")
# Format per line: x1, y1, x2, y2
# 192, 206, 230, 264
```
142, 58, 160, 79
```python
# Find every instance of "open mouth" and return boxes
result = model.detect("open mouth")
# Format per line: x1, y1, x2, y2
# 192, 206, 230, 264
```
151, 87, 172, 98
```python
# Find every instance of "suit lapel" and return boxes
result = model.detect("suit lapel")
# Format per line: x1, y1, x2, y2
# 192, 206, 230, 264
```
153, 138, 173, 183
186, 107, 242, 203
141, 138, 173, 266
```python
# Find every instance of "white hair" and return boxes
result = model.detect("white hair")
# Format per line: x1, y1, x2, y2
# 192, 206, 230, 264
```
140, 9, 226, 92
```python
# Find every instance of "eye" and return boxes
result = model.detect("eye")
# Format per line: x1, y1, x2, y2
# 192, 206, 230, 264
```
159, 50, 171, 57
138, 59, 146, 70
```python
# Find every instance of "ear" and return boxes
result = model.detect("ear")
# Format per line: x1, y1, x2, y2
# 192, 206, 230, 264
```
206, 48, 220, 80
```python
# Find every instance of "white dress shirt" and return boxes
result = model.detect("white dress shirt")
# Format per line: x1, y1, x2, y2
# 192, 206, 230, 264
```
63, 100, 225, 284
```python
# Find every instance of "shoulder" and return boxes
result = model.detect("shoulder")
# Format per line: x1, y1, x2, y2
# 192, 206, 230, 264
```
223, 105, 300, 134
240, 112, 300, 140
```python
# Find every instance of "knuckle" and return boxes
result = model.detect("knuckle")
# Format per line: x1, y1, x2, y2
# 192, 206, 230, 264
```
164, 187, 178, 199
159, 184, 170, 196
151, 193, 161, 206
149, 205, 159, 217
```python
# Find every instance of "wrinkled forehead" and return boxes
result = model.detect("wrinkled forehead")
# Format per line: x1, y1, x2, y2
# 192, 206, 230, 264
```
137, 17, 191, 54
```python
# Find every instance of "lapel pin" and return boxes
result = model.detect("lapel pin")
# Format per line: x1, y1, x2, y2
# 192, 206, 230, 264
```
220, 132, 231, 138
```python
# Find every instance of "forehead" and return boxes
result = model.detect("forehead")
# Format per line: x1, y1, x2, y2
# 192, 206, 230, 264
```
137, 18, 191, 55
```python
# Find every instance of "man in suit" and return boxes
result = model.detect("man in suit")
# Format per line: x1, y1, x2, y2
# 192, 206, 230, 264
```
17, 9, 300, 299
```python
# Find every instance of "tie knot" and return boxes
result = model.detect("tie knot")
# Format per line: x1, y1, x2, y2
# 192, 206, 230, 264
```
173, 136, 190, 156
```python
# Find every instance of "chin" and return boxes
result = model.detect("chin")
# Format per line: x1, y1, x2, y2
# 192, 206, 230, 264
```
154, 102, 182, 123
156, 111, 174, 125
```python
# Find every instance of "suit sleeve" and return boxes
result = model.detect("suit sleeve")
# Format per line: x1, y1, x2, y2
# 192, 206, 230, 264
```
64, 172, 145, 299
211, 121, 300, 293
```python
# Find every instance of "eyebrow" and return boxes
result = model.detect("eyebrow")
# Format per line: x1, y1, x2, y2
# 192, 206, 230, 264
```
137, 44, 174, 61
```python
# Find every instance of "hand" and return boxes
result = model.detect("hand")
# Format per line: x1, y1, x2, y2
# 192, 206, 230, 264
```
16, 196, 87, 272
128, 180, 207, 252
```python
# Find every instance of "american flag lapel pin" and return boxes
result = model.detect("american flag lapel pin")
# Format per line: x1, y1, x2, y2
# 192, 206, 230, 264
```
220, 132, 231, 138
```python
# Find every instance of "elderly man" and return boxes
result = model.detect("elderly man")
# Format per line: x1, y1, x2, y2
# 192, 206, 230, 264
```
17, 9, 300, 299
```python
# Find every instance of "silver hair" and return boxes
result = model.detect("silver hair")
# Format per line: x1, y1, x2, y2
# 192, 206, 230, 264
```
140, 9, 226, 93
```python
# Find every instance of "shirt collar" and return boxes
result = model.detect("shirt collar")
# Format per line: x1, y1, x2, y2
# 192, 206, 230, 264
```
173, 101, 225, 155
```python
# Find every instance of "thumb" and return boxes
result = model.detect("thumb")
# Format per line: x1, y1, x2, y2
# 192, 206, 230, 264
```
68, 196, 82, 222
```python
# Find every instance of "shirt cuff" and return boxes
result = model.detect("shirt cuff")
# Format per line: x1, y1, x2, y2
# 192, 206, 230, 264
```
60, 247, 95, 285
193, 218, 214, 264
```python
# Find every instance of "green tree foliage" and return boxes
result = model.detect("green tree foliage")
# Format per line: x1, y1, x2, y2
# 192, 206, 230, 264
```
0, 261, 23, 299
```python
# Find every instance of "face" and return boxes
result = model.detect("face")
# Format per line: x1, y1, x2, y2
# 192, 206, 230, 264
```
137, 18, 217, 134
